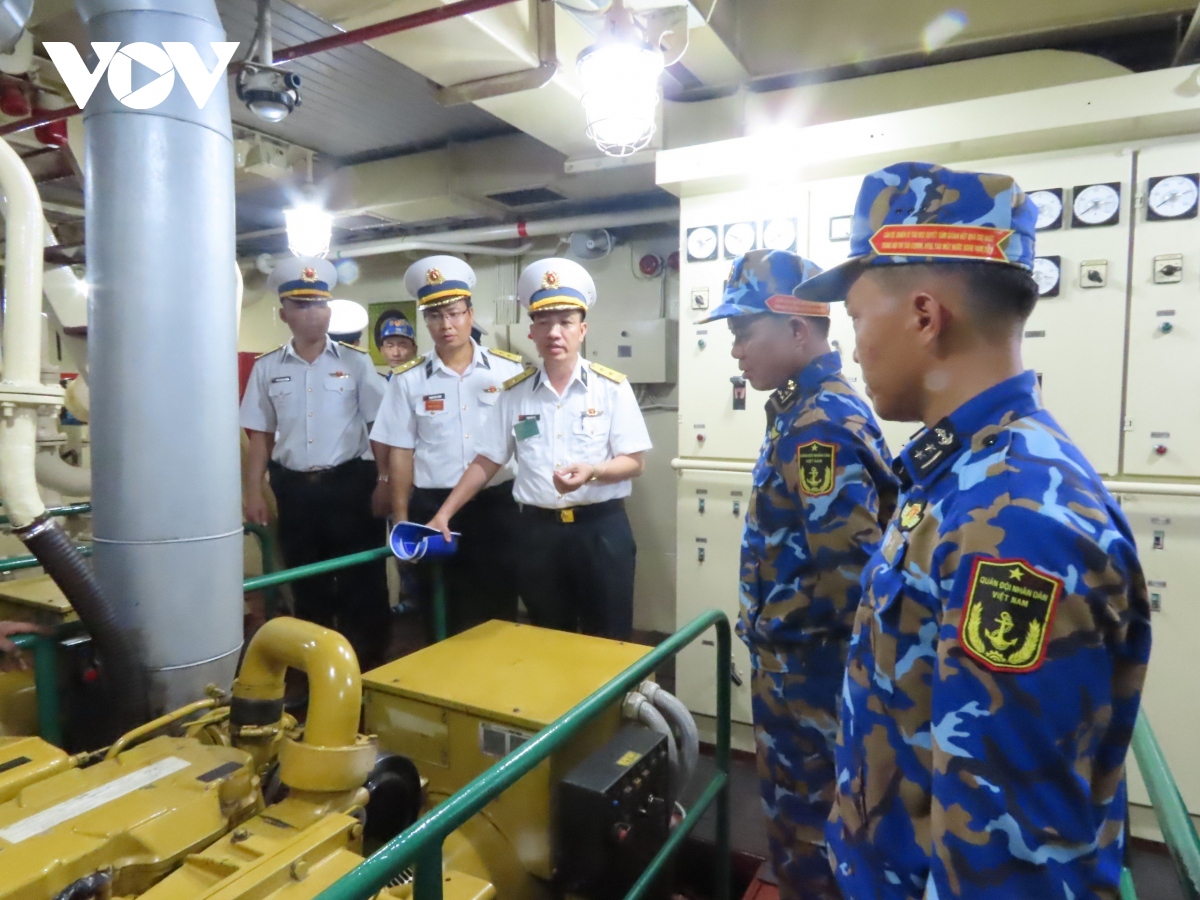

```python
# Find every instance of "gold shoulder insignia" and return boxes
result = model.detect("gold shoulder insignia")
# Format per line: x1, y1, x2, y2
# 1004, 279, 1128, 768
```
391, 355, 426, 377
590, 362, 627, 383
488, 347, 523, 364
254, 344, 284, 360
338, 341, 369, 353
503, 367, 537, 391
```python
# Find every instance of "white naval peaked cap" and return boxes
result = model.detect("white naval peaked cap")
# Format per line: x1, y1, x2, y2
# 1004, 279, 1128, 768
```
403, 255, 477, 309
268, 255, 338, 301
327, 299, 369, 335
517, 258, 596, 315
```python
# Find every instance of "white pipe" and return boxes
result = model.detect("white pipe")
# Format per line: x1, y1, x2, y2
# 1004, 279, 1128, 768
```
1102, 480, 1200, 498
673, 458, 1200, 499
0, 129, 54, 530
671, 457, 754, 473
638, 680, 699, 796
327, 208, 678, 261
36, 449, 90, 497
624, 691, 680, 801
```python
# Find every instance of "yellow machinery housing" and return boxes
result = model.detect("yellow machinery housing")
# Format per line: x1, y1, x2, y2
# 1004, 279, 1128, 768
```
0, 618, 653, 900
362, 621, 650, 899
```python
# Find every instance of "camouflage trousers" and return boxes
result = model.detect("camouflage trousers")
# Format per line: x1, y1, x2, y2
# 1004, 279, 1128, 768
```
751, 642, 846, 900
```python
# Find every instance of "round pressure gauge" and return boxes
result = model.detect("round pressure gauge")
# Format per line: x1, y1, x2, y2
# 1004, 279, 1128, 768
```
763, 218, 797, 252
685, 226, 718, 262
1029, 189, 1063, 231
1072, 183, 1121, 227
1148, 174, 1199, 220
1031, 256, 1061, 297
723, 222, 757, 258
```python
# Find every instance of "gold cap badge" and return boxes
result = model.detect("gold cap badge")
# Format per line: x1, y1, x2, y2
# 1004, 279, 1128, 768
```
426, 268, 444, 285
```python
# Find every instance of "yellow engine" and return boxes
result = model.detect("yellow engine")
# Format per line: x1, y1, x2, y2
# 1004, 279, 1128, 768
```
0, 618, 668, 900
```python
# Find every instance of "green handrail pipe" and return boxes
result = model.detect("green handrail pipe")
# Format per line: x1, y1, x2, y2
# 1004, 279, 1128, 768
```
0, 544, 92, 574
242, 523, 281, 619
1131, 708, 1200, 899
242, 546, 391, 593
10, 633, 62, 747
0, 503, 91, 527
314, 609, 732, 900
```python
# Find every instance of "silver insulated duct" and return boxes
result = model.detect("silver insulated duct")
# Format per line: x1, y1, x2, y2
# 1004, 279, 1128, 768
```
80, 0, 243, 714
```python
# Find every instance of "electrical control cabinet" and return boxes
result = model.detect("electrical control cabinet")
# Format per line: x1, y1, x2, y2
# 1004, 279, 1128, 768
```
974, 150, 1133, 476
1124, 141, 1200, 478
678, 188, 808, 460
673, 470, 754, 728
1117, 492, 1200, 814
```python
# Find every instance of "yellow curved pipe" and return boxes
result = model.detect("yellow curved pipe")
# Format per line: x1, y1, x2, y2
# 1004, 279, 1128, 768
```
232, 617, 361, 749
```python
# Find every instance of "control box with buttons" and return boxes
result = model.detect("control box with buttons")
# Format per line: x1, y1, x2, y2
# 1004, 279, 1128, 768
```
555, 724, 671, 899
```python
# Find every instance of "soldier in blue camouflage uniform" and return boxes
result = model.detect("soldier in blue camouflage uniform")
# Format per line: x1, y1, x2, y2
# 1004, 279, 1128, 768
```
794, 162, 1152, 900
703, 249, 899, 899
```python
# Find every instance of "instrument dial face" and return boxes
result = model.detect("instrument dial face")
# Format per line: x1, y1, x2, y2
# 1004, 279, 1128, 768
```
1072, 183, 1121, 227
723, 222, 758, 258
1029, 189, 1063, 231
763, 218, 797, 251
686, 226, 718, 262
1032, 256, 1061, 297
1148, 174, 1199, 220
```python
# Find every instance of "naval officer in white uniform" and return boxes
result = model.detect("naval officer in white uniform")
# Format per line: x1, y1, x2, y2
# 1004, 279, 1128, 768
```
370, 256, 526, 639
240, 256, 391, 668
428, 258, 651, 639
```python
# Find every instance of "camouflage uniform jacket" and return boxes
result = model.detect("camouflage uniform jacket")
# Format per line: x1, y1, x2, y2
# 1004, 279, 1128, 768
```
739, 351, 898, 664
828, 370, 1151, 899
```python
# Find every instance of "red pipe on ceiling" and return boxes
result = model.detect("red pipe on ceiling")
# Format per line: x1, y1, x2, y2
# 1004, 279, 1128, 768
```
0, 0, 521, 137
273, 0, 519, 63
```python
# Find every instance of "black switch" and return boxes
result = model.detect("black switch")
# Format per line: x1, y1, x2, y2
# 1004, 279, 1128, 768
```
1087, 269, 1103, 283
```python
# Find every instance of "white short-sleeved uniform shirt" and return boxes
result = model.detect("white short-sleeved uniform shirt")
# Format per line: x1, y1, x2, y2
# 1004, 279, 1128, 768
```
478, 357, 652, 509
369, 342, 525, 489
240, 337, 385, 471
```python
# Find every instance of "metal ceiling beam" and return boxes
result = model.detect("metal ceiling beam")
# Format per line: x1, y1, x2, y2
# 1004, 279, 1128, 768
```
434, 0, 557, 106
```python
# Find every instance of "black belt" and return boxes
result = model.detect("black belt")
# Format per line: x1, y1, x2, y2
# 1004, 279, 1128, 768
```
269, 458, 367, 483
519, 498, 624, 524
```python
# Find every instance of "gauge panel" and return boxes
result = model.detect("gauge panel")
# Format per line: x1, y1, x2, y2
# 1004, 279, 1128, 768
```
1071, 182, 1121, 228
1147, 174, 1200, 221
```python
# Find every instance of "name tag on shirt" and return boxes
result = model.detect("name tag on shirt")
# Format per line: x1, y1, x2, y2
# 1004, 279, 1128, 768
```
515, 415, 540, 441
271, 376, 291, 383
424, 394, 445, 412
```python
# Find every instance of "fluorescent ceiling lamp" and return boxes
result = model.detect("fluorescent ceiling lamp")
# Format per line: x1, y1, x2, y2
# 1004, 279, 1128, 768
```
285, 205, 333, 258
577, 0, 664, 158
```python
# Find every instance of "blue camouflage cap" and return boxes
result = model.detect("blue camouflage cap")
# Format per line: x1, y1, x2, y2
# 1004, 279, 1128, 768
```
699, 249, 827, 324
793, 161, 1038, 304
378, 316, 415, 342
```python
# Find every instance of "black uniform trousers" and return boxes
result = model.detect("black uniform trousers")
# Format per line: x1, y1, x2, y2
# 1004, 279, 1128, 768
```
514, 499, 636, 640
268, 458, 391, 670
408, 482, 520, 641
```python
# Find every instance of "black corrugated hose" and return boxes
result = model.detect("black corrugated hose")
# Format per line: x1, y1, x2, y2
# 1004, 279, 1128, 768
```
18, 515, 147, 734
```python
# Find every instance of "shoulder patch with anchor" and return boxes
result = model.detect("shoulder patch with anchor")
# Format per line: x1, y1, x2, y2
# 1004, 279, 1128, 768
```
255, 344, 284, 360
338, 341, 369, 353
959, 557, 1061, 673
797, 440, 836, 496
488, 347, 523, 364
590, 363, 626, 383
391, 355, 426, 377
503, 367, 537, 391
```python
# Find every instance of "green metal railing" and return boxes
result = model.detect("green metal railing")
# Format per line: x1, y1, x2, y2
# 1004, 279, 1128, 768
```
242, 522, 280, 618
242, 545, 392, 593
0, 503, 91, 528
315, 609, 732, 900
9, 632, 62, 747
1131, 708, 1200, 899
0, 544, 93, 574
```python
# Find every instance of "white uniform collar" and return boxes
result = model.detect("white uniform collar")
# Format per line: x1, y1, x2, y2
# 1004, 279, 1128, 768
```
534, 355, 588, 393
429, 339, 486, 377
283, 335, 341, 362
